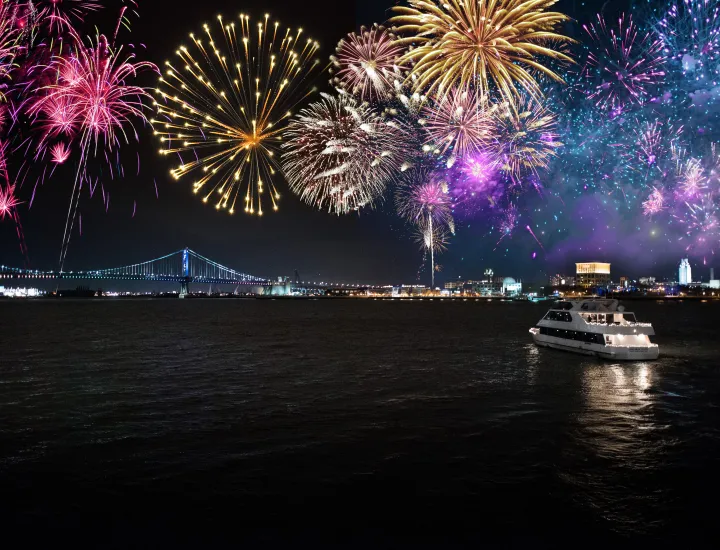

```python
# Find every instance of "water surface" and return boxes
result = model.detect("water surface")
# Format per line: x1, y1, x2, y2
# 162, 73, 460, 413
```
1, 299, 718, 546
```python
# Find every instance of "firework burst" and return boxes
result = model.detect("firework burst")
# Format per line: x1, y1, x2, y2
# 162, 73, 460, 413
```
492, 95, 562, 179
390, 0, 573, 101
50, 141, 71, 164
154, 13, 321, 215
642, 186, 666, 216
421, 88, 493, 166
30, 30, 156, 267
330, 25, 405, 102
282, 92, 405, 215
396, 169, 455, 286
0, 182, 21, 220
415, 223, 450, 253
656, 0, 720, 84
449, 151, 503, 216
580, 14, 666, 113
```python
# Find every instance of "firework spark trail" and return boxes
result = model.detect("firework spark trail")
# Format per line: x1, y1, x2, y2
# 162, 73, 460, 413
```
330, 25, 405, 102
525, 225, 545, 252
390, 0, 573, 101
282, 92, 405, 214
155, 13, 321, 215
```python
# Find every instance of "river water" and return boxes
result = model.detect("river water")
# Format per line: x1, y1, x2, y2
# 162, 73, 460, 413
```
1, 299, 718, 546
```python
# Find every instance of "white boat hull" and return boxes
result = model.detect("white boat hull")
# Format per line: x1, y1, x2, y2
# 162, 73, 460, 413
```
531, 333, 659, 361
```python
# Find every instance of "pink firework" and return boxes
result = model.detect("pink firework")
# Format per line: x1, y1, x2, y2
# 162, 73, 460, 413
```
0, 3, 20, 99
50, 141, 71, 164
422, 88, 493, 164
30, 30, 156, 268
642, 187, 666, 216
34, 34, 155, 148
396, 172, 454, 229
15, 1, 102, 33
330, 25, 405, 102
678, 157, 707, 197
0, 183, 21, 220
34, 92, 80, 139
450, 151, 503, 216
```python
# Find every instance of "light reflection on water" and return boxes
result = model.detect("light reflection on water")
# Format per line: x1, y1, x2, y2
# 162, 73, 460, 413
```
566, 362, 672, 535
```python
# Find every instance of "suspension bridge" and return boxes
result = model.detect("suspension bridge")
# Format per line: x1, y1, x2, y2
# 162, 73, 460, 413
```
0, 248, 270, 297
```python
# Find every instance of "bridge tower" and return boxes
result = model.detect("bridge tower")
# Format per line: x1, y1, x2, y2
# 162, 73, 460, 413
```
179, 247, 190, 298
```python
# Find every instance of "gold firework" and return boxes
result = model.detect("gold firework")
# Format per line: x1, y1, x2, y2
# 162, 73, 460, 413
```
153, 14, 321, 215
390, 0, 573, 101
492, 94, 561, 177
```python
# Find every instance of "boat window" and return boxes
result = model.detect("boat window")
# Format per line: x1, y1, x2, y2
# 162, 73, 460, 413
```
544, 310, 572, 322
623, 313, 637, 323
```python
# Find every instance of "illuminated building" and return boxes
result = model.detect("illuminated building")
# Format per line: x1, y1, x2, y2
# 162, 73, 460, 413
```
710, 268, 719, 289
502, 277, 523, 296
679, 258, 692, 285
576, 262, 611, 288
549, 274, 576, 287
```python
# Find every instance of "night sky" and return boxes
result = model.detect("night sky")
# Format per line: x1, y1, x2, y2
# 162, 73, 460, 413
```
0, 0, 699, 286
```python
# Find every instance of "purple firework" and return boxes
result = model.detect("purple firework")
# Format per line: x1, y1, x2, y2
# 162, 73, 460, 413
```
581, 14, 666, 113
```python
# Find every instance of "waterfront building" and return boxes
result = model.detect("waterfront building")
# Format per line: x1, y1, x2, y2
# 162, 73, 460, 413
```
0, 286, 43, 297
679, 258, 692, 285
639, 277, 656, 286
549, 274, 576, 287
709, 268, 719, 289
502, 277, 522, 296
576, 262, 611, 288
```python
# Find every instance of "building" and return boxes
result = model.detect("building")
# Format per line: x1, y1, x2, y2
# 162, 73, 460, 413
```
502, 277, 522, 296
639, 277, 656, 286
444, 281, 464, 291
576, 262, 611, 288
679, 258, 692, 285
709, 268, 719, 289
549, 274, 576, 287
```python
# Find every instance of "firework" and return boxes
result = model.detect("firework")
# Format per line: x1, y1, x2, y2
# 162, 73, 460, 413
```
421, 88, 493, 166
0, 182, 21, 220
677, 157, 707, 196
154, 14, 321, 215
396, 170, 453, 228
642, 186, 666, 216
623, 118, 684, 179
50, 141, 71, 164
330, 25, 405, 102
32, 0, 102, 32
396, 169, 454, 287
580, 14, 666, 113
655, 0, 720, 84
282, 92, 404, 215
390, 0, 573, 101
415, 223, 449, 254
0, 3, 20, 101
449, 151, 502, 216
30, 31, 156, 267
492, 95, 562, 179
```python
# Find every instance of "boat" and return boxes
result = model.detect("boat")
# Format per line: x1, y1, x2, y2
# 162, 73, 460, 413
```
529, 299, 659, 360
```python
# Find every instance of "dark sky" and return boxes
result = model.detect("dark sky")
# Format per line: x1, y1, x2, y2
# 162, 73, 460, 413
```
2, 0, 691, 286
